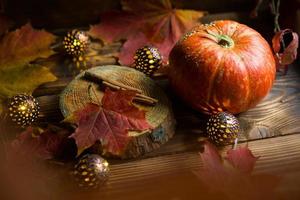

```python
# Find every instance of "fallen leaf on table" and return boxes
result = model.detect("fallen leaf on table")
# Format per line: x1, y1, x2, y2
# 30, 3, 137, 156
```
226, 145, 259, 174
272, 29, 299, 74
195, 141, 280, 200
9, 126, 68, 160
88, 0, 206, 66
2, 126, 69, 200
68, 88, 152, 156
0, 23, 57, 113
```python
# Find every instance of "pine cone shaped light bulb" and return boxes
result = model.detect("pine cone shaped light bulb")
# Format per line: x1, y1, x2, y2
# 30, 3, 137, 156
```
207, 112, 240, 145
63, 30, 89, 56
133, 46, 162, 76
8, 94, 40, 127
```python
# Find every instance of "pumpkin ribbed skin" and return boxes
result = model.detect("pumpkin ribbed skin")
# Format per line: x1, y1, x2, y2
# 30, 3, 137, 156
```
169, 20, 276, 114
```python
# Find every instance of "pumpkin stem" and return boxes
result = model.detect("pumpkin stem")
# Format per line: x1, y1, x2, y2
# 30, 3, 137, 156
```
217, 35, 234, 48
205, 30, 234, 48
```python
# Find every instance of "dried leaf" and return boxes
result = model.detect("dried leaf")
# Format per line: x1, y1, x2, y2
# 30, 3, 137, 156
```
69, 89, 152, 156
10, 126, 67, 160
88, 11, 142, 44
226, 145, 259, 174
0, 23, 57, 113
196, 142, 233, 190
0, 23, 56, 69
117, 31, 150, 70
0, 64, 57, 98
88, 0, 206, 65
272, 29, 299, 74
2, 127, 68, 200
196, 141, 280, 200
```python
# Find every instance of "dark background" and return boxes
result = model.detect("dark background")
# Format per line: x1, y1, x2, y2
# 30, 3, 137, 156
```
0, 0, 299, 38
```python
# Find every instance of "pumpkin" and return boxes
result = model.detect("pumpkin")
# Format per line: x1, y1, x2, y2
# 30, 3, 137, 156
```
168, 20, 276, 114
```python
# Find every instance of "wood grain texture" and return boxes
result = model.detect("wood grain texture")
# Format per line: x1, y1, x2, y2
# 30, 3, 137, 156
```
57, 134, 300, 200
60, 65, 176, 158
1, 3, 299, 198
36, 64, 300, 154
29, 26, 300, 198
34, 33, 300, 152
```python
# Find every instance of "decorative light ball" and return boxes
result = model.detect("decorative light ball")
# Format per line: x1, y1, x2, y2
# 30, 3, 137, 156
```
133, 46, 162, 76
8, 94, 40, 127
206, 112, 240, 145
63, 30, 89, 56
72, 154, 110, 189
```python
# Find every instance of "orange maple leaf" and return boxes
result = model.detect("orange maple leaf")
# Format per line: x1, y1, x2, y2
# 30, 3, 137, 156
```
0, 23, 57, 113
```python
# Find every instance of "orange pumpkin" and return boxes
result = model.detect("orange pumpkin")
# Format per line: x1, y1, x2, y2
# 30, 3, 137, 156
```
169, 20, 276, 114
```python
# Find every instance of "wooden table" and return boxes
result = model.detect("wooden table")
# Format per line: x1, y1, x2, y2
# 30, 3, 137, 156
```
32, 40, 300, 199
0, 0, 299, 198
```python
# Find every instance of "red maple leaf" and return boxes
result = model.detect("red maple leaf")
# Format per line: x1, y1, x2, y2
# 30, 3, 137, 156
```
9, 126, 67, 160
69, 88, 152, 156
2, 127, 68, 200
88, 0, 206, 66
195, 141, 280, 200
272, 29, 299, 74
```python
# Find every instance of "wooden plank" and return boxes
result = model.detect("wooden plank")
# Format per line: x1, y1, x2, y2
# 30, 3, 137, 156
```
36, 64, 300, 156
60, 133, 300, 200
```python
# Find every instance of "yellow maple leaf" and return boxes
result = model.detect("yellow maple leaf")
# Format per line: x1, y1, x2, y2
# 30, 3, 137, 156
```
0, 23, 57, 113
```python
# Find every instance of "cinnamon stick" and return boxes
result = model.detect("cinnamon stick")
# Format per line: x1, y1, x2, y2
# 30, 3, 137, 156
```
133, 96, 157, 106
102, 81, 157, 105
136, 93, 158, 103
84, 71, 142, 93
84, 71, 158, 105
102, 81, 121, 90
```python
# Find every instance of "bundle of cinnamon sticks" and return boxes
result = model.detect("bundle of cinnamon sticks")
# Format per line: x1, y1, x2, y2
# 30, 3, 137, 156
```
84, 71, 158, 106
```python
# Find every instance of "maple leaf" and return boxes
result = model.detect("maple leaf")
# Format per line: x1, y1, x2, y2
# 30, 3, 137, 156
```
272, 29, 299, 74
68, 89, 152, 156
0, 23, 57, 113
9, 126, 67, 160
195, 141, 280, 200
0, 64, 57, 98
88, 0, 206, 66
88, 11, 142, 44
0, 23, 56, 69
226, 145, 259, 174
2, 127, 68, 200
